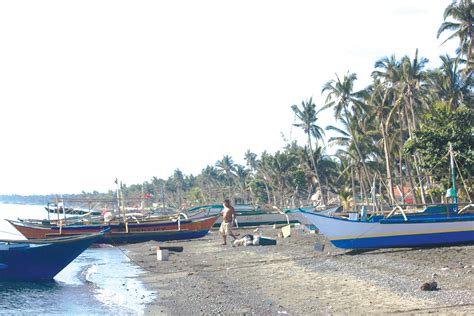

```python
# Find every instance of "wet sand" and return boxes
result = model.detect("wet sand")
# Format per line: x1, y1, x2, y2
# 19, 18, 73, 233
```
122, 225, 474, 315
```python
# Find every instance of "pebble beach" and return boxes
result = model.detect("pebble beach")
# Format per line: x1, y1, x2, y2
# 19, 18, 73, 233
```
122, 225, 474, 315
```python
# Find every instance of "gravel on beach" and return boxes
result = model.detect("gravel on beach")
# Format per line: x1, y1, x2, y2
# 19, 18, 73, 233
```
122, 225, 474, 315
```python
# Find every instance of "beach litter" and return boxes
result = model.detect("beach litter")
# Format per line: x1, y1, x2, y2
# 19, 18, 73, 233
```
281, 225, 291, 238
420, 280, 438, 291
156, 246, 169, 261
232, 234, 277, 247
314, 242, 325, 252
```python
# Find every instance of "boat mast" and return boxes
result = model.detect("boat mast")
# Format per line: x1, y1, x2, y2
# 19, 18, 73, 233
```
115, 178, 122, 217
141, 183, 144, 211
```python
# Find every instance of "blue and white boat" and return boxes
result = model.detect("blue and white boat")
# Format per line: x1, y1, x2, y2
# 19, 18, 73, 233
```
298, 145, 474, 249
299, 205, 474, 249
0, 230, 103, 281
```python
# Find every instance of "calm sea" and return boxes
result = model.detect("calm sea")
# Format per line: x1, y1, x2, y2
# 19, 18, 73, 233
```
0, 203, 156, 315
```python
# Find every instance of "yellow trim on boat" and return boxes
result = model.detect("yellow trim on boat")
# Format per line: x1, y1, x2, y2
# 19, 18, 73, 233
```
330, 227, 474, 240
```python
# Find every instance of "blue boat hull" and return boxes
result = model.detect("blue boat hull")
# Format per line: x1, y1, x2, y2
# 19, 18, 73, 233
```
332, 230, 474, 249
96, 229, 211, 244
299, 208, 474, 250
0, 235, 100, 281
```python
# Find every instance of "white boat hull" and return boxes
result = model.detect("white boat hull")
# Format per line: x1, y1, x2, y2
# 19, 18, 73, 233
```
299, 210, 474, 249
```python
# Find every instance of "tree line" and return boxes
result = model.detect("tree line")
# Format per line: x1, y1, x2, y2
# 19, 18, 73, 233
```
2, 1, 473, 211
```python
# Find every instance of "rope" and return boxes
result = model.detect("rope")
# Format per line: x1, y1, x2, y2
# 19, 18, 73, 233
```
455, 151, 474, 163
378, 150, 452, 208
453, 152, 473, 203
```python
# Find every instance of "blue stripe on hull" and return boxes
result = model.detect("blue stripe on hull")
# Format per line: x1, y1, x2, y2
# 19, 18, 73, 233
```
331, 230, 474, 249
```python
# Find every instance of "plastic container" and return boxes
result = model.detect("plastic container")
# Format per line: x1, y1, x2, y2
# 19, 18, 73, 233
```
348, 213, 359, 221
157, 249, 169, 261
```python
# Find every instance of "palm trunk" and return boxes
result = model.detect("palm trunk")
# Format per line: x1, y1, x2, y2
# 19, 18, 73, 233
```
325, 178, 330, 205
398, 108, 405, 205
263, 180, 272, 206
358, 168, 368, 207
413, 156, 427, 205
351, 165, 357, 210
402, 107, 419, 205
405, 159, 418, 205
343, 106, 373, 192
307, 134, 328, 206
408, 95, 427, 205
382, 124, 395, 204
379, 88, 396, 204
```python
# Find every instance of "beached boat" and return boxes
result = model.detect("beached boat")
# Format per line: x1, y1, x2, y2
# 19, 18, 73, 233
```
299, 205, 474, 249
7, 214, 218, 244
298, 145, 474, 250
184, 204, 299, 227
0, 230, 103, 281
44, 203, 101, 217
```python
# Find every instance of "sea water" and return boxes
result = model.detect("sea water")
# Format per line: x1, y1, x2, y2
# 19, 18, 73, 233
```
0, 203, 156, 315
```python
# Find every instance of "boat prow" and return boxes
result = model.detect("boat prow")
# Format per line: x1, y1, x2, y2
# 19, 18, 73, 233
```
0, 229, 105, 281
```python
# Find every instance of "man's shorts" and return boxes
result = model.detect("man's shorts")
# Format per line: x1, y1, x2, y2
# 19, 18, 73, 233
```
219, 221, 232, 236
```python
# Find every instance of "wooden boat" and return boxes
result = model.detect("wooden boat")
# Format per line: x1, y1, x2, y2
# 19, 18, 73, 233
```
0, 230, 103, 281
7, 214, 219, 244
183, 204, 300, 227
298, 204, 474, 249
44, 203, 101, 216
297, 145, 474, 250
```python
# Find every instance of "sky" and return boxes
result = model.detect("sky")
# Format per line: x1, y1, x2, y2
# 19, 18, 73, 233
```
0, 0, 459, 195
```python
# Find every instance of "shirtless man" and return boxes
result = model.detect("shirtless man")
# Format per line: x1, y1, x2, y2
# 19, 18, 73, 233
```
219, 199, 238, 245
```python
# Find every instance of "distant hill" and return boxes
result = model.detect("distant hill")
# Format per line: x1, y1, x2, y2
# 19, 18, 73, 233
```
0, 192, 113, 206
0, 195, 55, 205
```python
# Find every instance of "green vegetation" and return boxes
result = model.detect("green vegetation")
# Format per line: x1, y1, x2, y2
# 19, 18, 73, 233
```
2, 1, 472, 210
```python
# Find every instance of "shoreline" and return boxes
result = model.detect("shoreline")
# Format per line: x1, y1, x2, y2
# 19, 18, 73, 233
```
123, 226, 474, 315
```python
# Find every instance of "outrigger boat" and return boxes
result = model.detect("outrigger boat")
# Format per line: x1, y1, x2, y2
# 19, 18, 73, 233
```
0, 230, 104, 281
298, 145, 474, 249
183, 204, 299, 227
44, 202, 101, 217
7, 214, 219, 244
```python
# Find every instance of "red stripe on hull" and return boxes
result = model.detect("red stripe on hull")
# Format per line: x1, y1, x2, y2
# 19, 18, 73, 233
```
9, 216, 219, 240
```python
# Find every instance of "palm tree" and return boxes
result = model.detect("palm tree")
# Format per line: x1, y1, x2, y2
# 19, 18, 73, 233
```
399, 50, 430, 132
399, 51, 431, 204
322, 72, 372, 198
171, 169, 185, 207
234, 164, 250, 203
199, 165, 221, 202
291, 97, 327, 206
243, 150, 258, 203
437, 0, 474, 72
371, 51, 431, 206
244, 150, 258, 172
310, 144, 339, 204
261, 150, 299, 208
326, 114, 375, 208
428, 54, 474, 109
255, 151, 274, 205
215, 155, 236, 200
151, 176, 166, 207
